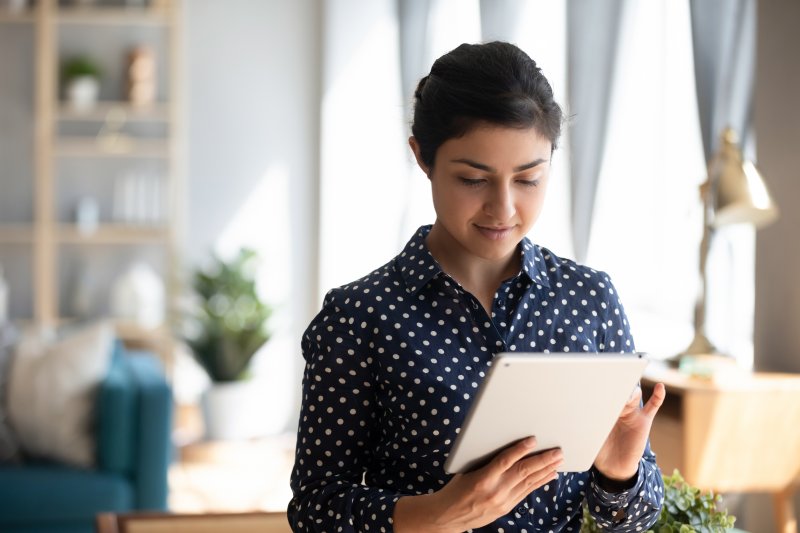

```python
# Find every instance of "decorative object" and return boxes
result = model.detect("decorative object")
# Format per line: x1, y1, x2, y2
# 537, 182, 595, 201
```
183, 248, 272, 439
581, 469, 736, 532
110, 262, 165, 329
7, 321, 113, 468
62, 55, 102, 111
76, 196, 99, 235
126, 46, 156, 106
113, 171, 163, 225
679, 127, 778, 363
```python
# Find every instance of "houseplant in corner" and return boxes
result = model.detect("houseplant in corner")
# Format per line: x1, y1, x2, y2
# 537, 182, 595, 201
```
184, 248, 272, 439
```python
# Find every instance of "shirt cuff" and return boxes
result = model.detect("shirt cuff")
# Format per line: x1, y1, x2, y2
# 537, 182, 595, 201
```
590, 464, 640, 493
589, 463, 645, 511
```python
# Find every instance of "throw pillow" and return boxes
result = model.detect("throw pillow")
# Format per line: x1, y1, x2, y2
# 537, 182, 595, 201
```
7, 320, 113, 468
0, 323, 22, 464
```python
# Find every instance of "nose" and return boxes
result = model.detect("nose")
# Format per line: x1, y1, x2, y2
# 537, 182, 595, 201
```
484, 182, 515, 221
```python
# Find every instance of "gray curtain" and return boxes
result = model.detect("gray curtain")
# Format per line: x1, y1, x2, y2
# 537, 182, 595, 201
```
566, 0, 626, 263
480, 0, 526, 42
398, 0, 432, 126
690, 0, 757, 160
397, 0, 433, 244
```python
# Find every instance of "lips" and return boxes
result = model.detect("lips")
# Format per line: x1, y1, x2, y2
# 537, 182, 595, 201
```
475, 225, 515, 241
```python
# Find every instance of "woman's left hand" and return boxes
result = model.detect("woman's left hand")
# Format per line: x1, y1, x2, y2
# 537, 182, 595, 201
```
593, 382, 666, 482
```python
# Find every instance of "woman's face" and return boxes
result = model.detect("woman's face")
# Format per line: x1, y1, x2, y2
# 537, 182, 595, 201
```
412, 124, 552, 265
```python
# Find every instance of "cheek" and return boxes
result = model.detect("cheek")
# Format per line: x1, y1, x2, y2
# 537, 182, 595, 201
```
431, 182, 476, 216
516, 190, 547, 218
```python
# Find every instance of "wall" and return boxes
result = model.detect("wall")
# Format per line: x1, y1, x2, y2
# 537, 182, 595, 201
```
182, 0, 320, 431
742, 0, 800, 530
754, 0, 800, 374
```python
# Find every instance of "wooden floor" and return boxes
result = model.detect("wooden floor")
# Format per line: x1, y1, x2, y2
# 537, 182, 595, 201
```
169, 433, 295, 513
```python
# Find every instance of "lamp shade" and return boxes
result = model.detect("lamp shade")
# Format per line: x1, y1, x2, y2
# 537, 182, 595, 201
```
709, 128, 779, 229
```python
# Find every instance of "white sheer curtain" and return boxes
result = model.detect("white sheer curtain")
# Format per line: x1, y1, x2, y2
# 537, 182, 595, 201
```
587, 0, 754, 366
319, 0, 407, 293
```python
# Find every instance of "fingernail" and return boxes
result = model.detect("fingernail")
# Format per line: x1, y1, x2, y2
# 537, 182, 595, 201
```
524, 437, 537, 447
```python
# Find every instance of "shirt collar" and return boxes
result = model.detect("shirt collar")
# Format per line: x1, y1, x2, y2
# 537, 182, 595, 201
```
396, 226, 442, 294
396, 225, 551, 294
519, 237, 551, 289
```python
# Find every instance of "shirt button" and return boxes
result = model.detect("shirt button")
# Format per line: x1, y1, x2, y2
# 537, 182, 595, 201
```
517, 506, 525, 514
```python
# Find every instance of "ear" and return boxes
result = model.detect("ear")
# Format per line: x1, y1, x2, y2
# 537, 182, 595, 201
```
408, 136, 431, 177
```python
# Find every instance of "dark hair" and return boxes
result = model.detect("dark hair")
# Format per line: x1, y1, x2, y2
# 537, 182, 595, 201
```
411, 41, 563, 168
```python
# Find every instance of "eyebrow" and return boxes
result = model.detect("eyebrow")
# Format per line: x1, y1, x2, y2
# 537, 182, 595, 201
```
451, 158, 549, 173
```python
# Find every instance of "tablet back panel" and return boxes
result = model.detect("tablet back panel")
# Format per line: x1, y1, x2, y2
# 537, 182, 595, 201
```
444, 353, 648, 474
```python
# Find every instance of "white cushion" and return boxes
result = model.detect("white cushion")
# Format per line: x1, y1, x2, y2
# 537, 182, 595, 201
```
7, 321, 113, 468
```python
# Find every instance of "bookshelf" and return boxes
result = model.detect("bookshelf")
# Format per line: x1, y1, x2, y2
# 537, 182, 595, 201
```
1, 0, 183, 366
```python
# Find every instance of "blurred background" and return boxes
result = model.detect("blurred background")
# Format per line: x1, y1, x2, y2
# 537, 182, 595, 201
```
0, 0, 798, 532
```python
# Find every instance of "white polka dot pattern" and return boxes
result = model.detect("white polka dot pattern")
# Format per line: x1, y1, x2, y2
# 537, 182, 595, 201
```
288, 226, 664, 532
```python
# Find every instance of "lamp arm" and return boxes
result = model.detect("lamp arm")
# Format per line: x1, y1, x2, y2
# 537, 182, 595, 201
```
685, 182, 719, 356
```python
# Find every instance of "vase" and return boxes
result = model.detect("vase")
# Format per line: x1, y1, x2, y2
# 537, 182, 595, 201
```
200, 379, 268, 440
66, 76, 99, 111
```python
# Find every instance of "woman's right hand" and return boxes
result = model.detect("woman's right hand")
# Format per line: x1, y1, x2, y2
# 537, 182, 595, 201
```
393, 437, 563, 533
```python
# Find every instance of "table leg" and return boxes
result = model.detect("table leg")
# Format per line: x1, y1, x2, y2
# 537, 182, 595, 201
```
774, 486, 797, 533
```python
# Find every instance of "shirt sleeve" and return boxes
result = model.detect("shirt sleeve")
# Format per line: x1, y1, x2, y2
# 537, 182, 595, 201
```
586, 443, 663, 531
586, 272, 664, 531
288, 289, 401, 532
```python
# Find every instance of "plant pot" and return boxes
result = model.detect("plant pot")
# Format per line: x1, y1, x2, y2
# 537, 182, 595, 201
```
200, 379, 269, 440
66, 75, 99, 111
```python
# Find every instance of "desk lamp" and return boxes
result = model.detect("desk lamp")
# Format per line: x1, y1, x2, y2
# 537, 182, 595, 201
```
679, 127, 778, 363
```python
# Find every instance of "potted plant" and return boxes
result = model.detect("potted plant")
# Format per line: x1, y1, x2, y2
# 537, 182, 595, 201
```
184, 248, 272, 439
62, 55, 102, 110
581, 469, 737, 532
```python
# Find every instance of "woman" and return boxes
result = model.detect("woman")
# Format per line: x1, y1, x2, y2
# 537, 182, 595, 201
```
288, 41, 666, 532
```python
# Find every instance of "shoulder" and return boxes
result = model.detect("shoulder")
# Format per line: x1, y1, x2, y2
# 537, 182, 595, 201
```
534, 246, 628, 325
537, 246, 618, 295
322, 257, 403, 311
302, 259, 401, 355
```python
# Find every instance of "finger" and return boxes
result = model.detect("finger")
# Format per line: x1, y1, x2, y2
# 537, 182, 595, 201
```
508, 464, 561, 503
641, 382, 666, 418
506, 448, 563, 486
485, 436, 539, 477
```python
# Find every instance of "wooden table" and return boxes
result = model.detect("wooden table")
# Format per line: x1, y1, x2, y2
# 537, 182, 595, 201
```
642, 361, 800, 533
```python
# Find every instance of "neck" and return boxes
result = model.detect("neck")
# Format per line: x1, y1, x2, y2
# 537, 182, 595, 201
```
426, 222, 521, 295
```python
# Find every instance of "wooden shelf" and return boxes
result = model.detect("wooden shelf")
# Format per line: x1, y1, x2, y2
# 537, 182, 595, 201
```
12, 0, 181, 375
115, 320, 170, 342
58, 224, 169, 244
55, 136, 169, 158
58, 101, 170, 122
0, 224, 34, 243
56, 6, 169, 26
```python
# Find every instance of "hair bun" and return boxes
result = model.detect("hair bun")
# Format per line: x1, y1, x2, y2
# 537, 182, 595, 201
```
414, 75, 430, 101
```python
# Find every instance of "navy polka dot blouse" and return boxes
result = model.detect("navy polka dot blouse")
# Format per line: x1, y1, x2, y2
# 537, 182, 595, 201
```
288, 226, 663, 532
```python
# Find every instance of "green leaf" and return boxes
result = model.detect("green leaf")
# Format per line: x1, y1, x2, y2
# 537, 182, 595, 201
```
182, 248, 273, 382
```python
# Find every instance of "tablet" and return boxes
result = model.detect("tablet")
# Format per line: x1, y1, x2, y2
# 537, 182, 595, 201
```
444, 352, 649, 474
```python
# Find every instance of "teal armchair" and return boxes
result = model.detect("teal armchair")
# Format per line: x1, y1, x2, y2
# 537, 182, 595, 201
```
0, 341, 173, 533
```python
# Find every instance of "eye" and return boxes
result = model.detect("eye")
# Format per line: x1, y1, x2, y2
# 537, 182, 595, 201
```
517, 179, 540, 188
459, 177, 485, 187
